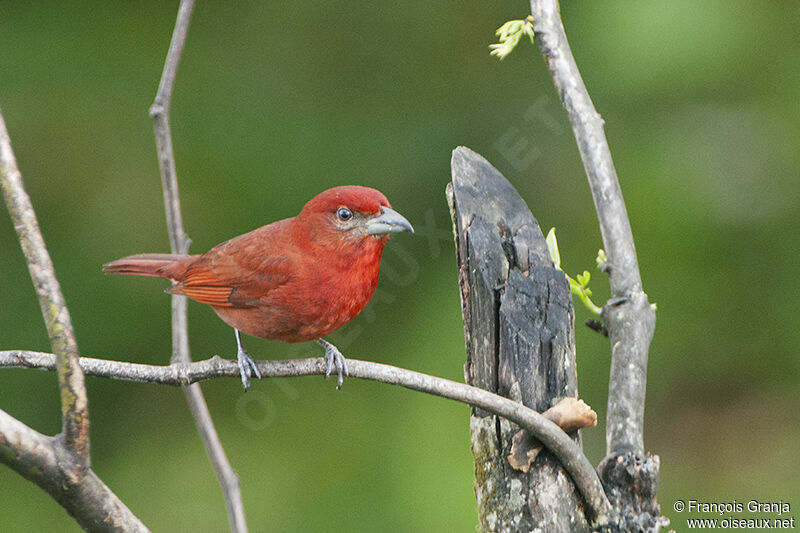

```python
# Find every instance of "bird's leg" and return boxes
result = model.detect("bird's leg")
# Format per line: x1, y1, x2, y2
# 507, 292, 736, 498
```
235, 329, 261, 390
317, 338, 349, 389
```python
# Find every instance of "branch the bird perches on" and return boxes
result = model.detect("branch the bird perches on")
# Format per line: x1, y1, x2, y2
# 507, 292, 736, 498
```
0, 348, 610, 526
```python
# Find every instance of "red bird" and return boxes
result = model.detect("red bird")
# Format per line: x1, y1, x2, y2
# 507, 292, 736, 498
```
103, 186, 413, 389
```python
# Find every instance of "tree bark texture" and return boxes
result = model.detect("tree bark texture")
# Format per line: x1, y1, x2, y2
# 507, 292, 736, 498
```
449, 146, 590, 532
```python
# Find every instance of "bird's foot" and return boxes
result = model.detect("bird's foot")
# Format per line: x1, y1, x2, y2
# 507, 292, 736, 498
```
237, 345, 261, 391
234, 329, 261, 390
317, 338, 349, 389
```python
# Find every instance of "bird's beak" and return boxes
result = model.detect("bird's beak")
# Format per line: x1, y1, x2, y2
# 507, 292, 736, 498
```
366, 206, 414, 235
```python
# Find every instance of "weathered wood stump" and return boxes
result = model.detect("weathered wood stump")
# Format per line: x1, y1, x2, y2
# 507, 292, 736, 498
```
448, 147, 591, 531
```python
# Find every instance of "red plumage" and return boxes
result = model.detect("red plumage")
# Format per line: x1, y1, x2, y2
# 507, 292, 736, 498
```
104, 186, 413, 388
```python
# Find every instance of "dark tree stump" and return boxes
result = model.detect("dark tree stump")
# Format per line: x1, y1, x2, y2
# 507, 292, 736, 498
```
448, 147, 591, 532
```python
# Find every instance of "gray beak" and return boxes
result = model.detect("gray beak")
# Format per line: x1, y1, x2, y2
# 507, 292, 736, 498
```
366, 206, 414, 235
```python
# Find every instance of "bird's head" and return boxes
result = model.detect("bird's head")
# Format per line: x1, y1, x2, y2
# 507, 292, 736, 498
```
294, 186, 413, 254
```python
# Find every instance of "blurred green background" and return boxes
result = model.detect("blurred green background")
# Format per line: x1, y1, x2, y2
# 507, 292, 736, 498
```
1, 1, 798, 531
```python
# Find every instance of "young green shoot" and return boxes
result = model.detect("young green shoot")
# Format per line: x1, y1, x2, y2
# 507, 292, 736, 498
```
489, 16, 535, 60
546, 228, 603, 316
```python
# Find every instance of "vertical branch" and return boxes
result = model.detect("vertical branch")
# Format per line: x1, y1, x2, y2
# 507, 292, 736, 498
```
150, 0, 192, 257
528, 1, 665, 529
528, 0, 656, 459
149, 2, 249, 532
0, 111, 90, 466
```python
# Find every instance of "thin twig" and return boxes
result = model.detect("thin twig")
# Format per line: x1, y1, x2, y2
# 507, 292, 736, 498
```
0, 350, 615, 527
150, 0, 193, 257
0, 111, 90, 465
0, 408, 148, 531
529, 0, 656, 456
149, 2, 249, 532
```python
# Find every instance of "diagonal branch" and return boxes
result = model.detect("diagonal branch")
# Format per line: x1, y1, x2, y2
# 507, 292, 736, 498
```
0, 408, 148, 531
0, 350, 614, 528
529, 0, 656, 457
0, 111, 90, 466
148, 2, 248, 532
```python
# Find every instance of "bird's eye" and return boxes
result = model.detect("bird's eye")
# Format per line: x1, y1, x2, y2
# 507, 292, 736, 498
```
336, 207, 353, 222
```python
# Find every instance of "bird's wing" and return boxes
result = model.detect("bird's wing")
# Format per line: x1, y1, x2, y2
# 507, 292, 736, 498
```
171, 224, 296, 308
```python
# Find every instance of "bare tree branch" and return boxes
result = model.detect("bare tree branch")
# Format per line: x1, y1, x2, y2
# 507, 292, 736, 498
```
0, 349, 614, 527
528, 2, 665, 530
2, 108, 146, 529
0, 408, 148, 532
528, 0, 656, 459
0, 111, 90, 466
151, 0, 193, 368
148, 2, 248, 532
150, 0, 193, 257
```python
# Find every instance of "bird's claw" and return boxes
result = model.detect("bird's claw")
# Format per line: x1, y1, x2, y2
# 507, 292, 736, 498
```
237, 346, 261, 391
318, 339, 349, 389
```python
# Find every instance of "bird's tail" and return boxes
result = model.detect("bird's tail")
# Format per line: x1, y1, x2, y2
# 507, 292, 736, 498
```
102, 253, 193, 281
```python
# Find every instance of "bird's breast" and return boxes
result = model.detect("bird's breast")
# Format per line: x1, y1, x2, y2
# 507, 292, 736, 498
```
296, 253, 381, 335
216, 243, 384, 343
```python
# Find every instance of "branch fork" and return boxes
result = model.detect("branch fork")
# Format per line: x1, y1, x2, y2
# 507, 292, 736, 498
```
1, 111, 146, 530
